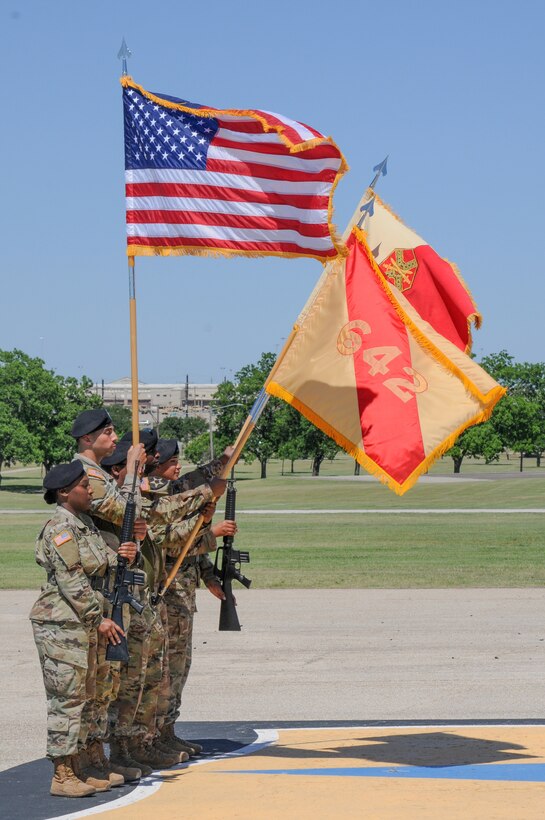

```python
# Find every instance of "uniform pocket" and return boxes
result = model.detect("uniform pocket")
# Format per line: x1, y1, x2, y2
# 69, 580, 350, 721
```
48, 714, 70, 734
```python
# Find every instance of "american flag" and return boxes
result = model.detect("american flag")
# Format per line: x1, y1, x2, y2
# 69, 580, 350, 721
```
122, 78, 347, 261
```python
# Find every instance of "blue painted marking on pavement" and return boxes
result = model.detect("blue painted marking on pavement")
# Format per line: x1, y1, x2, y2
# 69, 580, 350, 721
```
220, 763, 545, 782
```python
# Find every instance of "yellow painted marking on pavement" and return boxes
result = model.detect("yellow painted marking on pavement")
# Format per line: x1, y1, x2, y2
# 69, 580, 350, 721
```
95, 726, 545, 820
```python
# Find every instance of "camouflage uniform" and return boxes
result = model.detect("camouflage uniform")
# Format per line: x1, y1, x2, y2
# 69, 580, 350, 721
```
161, 531, 217, 728
108, 461, 219, 748
30, 506, 114, 759
85, 520, 124, 747
109, 522, 164, 745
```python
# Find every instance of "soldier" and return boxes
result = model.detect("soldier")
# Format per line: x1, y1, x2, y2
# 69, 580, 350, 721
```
71, 408, 145, 527
151, 439, 236, 758
104, 443, 213, 772
30, 462, 137, 798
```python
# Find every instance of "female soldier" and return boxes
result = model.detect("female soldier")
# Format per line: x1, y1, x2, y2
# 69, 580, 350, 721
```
29, 461, 136, 798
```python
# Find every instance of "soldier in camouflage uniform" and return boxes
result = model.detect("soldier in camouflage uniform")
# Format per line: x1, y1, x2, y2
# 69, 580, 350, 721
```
104, 440, 218, 772
150, 440, 236, 758
30, 461, 137, 798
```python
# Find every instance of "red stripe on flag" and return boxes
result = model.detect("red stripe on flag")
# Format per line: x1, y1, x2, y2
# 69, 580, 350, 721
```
345, 236, 426, 482
213, 137, 341, 159
126, 182, 328, 210
127, 209, 330, 236
206, 158, 337, 183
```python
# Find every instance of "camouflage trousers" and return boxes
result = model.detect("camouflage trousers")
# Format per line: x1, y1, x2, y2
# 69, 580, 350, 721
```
32, 620, 93, 759
162, 567, 198, 728
86, 633, 121, 743
109, 600, 169, 744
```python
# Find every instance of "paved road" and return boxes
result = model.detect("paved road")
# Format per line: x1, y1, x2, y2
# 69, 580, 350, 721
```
1, 588, 544, 774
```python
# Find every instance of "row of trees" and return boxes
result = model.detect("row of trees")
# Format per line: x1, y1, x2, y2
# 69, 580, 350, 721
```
181, 350, 545, 477
448, 351, 545, 472
1, 347, 543, 483
0, 349, 102, 480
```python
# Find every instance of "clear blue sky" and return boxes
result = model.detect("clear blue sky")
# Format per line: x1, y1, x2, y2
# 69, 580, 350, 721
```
1, 0, 543, 384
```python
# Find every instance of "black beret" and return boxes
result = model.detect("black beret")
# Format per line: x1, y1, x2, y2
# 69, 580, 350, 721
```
71, 408, 112, 438
43, 461, 85, 504
157, 438, 180, 464
101, 440, 131, 468
120, 428, 158, 455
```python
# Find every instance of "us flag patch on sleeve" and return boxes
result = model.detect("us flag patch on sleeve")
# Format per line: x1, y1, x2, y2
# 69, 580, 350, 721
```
53, 531, 73, 547
88, 469, 104, 479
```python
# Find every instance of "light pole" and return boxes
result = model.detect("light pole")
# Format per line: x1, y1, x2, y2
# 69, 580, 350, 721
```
208, 401, 246, 462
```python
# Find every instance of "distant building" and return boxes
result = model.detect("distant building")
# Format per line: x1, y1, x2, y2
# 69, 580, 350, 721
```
93, 377, 218, 425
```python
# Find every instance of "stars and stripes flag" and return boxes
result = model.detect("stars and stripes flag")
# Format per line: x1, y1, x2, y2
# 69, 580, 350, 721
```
122, 77, 348, 262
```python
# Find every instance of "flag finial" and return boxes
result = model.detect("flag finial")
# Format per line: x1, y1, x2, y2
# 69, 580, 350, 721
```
117, 37, 132, 76
357, 156, 388, 228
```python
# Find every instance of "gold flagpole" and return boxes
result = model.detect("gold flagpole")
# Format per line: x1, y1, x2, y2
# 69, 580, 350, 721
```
128, 257, 140, 445
119, 39, 140, 447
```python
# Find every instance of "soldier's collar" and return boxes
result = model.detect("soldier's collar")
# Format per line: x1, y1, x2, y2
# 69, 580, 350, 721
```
55, 505, 88, 529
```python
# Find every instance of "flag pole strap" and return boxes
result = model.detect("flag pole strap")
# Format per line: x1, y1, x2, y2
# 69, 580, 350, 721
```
128, 257, 140, 446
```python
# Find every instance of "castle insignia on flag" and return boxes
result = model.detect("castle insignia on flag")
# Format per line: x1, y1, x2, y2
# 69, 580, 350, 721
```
380, 249, 418, 292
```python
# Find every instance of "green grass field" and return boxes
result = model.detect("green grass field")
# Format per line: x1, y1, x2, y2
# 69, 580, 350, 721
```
1, 456, 543, 590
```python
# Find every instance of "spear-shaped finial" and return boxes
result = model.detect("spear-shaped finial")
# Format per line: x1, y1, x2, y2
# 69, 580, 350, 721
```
369, 155, 388, 192
357, 156, 388, 228
118, 37, 132, 76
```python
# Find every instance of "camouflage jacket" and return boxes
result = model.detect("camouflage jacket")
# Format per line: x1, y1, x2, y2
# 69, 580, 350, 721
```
74, 454, 141, 527
29, 506, 115, 629
140, 476, 213, 528
169, 456, 226, 494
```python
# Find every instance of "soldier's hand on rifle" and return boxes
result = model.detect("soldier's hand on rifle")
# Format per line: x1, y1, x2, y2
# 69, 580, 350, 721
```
133, 518, 147, 541
118, 541, 138, 563
99, 617, 125, 645
201, 501, 216, 523
212, 519, 238, 537
127, 443, 146, 475
209, 477, 227, 497
205, 577, 234, 603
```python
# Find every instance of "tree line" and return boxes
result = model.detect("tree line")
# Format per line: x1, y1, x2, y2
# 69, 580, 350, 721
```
0, 350, 102, 481
1, 348, 543, 483
183, 350, 545, 477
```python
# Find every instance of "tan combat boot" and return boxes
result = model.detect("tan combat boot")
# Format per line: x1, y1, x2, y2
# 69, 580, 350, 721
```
87, 739, 126, 787
73, 749, 111, 792
129, 738, 179, 770
110, 736, 152, 778
50, 756, 96, 798
160, 723, 202, 756
154, 736, 189, 764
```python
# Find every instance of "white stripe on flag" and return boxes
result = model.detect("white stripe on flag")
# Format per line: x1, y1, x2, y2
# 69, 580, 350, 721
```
125, 168, 331, 196
126, 196, 327, 222
215, 128, 282, 144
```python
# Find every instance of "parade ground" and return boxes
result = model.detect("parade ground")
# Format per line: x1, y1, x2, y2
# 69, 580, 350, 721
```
2, 586, 545, 819
1, 462, 544, 817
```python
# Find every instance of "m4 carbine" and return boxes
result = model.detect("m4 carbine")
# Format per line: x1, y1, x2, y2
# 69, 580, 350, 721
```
104, 468, 145, 662
213, 479, 251, 631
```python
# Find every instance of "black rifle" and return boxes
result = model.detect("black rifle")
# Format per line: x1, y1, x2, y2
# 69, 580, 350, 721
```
104, 469, 145, 662
213, 479, 251, 631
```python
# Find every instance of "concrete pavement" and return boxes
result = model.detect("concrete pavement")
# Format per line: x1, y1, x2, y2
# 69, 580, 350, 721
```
1, 587, 544, 774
